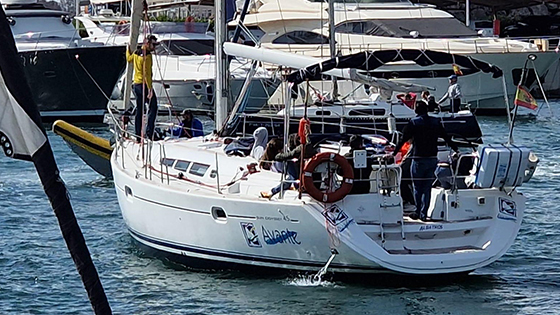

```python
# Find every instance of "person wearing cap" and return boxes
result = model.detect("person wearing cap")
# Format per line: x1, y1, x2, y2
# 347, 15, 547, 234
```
180, 109, 203, 138
438, 75, 462, 113
391, 102, 459, 221
126, 35, 159, 139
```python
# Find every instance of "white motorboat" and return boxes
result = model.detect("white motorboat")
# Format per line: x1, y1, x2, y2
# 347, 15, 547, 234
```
109, 45, 537, 275
232, 0, 559, 114
76, 16, 279, 113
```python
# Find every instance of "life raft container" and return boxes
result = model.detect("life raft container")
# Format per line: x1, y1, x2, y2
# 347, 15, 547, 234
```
302, 152, 354, 203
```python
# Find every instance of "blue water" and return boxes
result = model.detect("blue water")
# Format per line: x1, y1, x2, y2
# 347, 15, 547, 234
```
1, 108, 560, 314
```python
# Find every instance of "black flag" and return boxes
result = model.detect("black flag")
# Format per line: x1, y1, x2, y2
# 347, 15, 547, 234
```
0, 6, 112, 315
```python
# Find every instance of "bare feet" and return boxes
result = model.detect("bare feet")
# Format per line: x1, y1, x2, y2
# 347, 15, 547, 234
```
260, 191, 272, 199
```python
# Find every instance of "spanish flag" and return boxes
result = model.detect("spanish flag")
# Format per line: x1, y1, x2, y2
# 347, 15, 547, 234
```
452, 64, 463, 76
514, 85, 538, 110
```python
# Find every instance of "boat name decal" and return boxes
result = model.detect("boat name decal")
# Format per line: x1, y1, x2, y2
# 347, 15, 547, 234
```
262, 226, 301, 245
278, 210, 293, 221
240, 222, 262, 248
256, 215, 283, 221
498, 198, 517, 221
322, 204, 354, 232
419, 224, 443, 231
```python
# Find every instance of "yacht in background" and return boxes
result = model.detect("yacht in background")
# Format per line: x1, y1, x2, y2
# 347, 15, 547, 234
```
4, 0, 126, 122
76, 16, 278, 113
233, 0, 559, 114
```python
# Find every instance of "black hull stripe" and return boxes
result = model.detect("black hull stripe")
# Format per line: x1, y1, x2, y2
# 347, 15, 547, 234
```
128, 228, 383, 271
53, 124, 113, 156
118, 184, 251, 218
134, 194, 211, 215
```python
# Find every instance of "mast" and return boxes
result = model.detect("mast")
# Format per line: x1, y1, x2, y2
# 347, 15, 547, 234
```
214, 0, 229, 130
122, 0, 144, 110
328, 0, 338, 100
465, 0, 470, 27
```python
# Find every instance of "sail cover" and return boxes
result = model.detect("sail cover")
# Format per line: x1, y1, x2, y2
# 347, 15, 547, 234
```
287, 49, 503, 85
0, 6, 112, 315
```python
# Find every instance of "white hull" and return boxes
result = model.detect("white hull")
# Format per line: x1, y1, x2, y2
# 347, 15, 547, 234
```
112, 54, 278, 113
152, 77, 277, 113
112, 138, 525, 274
390, 52, 558, 112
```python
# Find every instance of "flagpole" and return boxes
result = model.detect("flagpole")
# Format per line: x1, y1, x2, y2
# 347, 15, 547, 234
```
508, 57, 530, 144
530, 59, 553, 117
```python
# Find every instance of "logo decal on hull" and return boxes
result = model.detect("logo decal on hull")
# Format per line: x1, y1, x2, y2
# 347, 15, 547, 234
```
262, 226, 301, 245
498, 198, 517, 221
240, 222, 262, 248
322, 204, 353, 232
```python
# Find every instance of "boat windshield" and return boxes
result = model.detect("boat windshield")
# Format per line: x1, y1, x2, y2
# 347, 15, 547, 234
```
335, 18, 477, 38
151, 22, 209, 34
156, 39, 214, 55
97, 22, 210, 37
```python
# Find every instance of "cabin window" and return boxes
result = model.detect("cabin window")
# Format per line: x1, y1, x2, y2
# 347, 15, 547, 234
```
189, 163, 210, 177
272, 31, 329, 44
158, 39, 215, 56
348, 108, 386, 116
211, 206, 227, 222
162, 158, 176, 167
315, 110, 331, 116
309, 0, 405, 2
174, 160, 191, 171
335, 18, 477, 38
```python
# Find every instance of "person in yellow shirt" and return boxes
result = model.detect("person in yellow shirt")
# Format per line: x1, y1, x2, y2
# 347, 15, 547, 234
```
126, 35, 158, 139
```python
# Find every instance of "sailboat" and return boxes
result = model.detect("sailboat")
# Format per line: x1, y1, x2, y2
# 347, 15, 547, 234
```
108, 0, 538, 275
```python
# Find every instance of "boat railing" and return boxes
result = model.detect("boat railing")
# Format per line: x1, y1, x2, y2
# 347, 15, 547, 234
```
373, 162, 401, 196
14, 28, 85, 49
238, 112, 396, 137
106, 103, 177, 174
451, 153, 477, 192
332, 35, 560, 54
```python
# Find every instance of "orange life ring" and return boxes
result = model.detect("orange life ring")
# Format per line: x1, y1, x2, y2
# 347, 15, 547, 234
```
302, 152, 354, 203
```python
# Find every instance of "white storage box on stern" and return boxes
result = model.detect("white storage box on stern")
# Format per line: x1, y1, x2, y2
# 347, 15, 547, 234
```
474, 144, 532, 189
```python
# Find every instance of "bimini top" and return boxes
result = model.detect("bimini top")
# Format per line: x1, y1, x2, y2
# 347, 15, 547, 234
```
286, 49, 503, 85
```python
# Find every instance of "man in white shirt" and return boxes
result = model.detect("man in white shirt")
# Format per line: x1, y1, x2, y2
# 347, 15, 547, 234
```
438, 75, 462, 113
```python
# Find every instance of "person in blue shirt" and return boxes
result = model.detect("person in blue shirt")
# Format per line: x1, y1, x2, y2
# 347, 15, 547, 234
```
392, 102, 459, 221
180, 109, 204, 138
